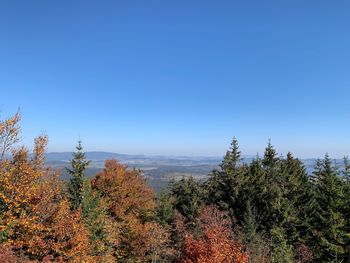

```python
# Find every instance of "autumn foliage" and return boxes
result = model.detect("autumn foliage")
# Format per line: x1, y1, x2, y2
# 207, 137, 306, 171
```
180, 205, 249, 263
3, 111, 345, 262
0, 135, 91, 261
91, 160, 169, 261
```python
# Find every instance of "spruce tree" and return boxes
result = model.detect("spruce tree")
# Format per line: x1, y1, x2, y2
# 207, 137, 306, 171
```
156, 191, 175, 226
259, 141, 284, 230
67, 140, 90, 210
280, 152, 314, 245
311, 154, 347, 262
241, 199, 268, 262
207, 137, 245, 219
343, 156, 350, 181
342, 156, 350, 260
170, 176, 205, 223
262, 140, 279, 170
221, 137, 241, 174
81, 181, 109, 257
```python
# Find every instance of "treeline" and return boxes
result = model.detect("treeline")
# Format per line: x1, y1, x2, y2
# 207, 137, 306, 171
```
0, 113, 349, 262
164, 139, 350, 262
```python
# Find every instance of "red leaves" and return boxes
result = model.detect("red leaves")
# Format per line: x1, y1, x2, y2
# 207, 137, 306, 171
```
180, 205, 249, 263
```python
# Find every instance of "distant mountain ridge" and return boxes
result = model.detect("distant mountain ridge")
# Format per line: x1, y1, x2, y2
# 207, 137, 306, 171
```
43, 151, 223, 165
5, 151, 345, 193
42, 152, 345, 169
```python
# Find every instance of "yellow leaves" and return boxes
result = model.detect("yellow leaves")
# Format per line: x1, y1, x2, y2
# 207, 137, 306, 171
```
0, 111, 21, 159
0, 128, 91, 261
0, 113, 174, 262
33, 135, 48, 168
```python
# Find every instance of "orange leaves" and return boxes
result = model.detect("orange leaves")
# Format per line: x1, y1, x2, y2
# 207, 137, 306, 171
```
33, 135, 48, 168
0, 111, 21, 159
180, 205, 249, 263
0, 132, 91, 261
44, 199, 90, 261
91, 160, 171, 260
92, 160, 156, 220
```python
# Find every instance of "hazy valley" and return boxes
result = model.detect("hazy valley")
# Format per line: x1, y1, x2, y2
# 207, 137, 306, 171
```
45, 152, 343, 193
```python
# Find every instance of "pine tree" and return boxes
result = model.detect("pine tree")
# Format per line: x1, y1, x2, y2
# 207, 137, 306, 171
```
343, 156, 350, 182
280, 152, 314, 245
67, 140, 90, 210
207, 137, 246, 219
342, 156, 350, 261
81, 181, 110, 258
262, 139, 279, 170
258, 141, 284, 231
311, 154, 348, 262
156, 191, 175, 226
242, 199, 268, 263
269, 226, 293, 263
221, 137, 241, 174
170, 176, 205, 223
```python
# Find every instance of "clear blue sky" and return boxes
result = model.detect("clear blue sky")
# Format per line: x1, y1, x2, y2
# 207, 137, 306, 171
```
0, 1, 349, 158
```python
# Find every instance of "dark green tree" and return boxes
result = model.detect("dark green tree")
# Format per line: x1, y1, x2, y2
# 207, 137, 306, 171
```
170, 176, 205, 223
67, 140, 90, 210
280, 152, 314, 245
262, 140, 279, 171
241, 199, 269, 263
81, 181, 110, 257
343, 156, 350, 181
311, 154, 348, 262
257, 141, 284, 231
342, 156, 350, 261
269, 226, 293, 263
207, 137, 247, 219
156, 191, 175, 226
221, 137, 241, 174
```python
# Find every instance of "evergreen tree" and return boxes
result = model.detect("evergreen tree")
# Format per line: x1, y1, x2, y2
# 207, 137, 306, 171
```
262, 140, 279, 170
280, 152, 314, 245
170, 176, 205, 223
269, 226, 294, 263
67, 140, 90, 210
81, 181, 110, 257
258, 141, 284, 231
207, 137, 246, 219
242, 199, 268, 263
311, 154, 348, 262
156, 191, 175, 226
342, 156, 350, 261
343, 156, 350, 181
221, 137, 241, 174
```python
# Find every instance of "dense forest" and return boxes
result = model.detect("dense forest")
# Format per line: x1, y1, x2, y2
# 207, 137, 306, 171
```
1, 112, 350, 262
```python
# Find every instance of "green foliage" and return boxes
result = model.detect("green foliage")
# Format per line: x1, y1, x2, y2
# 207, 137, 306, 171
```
67, 140, 90, 210
66, 141, 111, 257
4, 122, 350, 262
170, 176, 206, 223
269, 227, 294, 263
311, 155, 349, 262
81, 180, 109, 256
206, 137, 247, 219
169, 138, 350, 262
156, 191, 175, 226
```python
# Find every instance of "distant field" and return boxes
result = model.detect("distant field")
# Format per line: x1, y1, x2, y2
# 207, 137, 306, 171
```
46, 151, 346, 194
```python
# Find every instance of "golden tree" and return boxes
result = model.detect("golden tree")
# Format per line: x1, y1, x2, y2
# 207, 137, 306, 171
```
0, 113, 92, 261
92, 160, 171, 261
0, 111, 21, 160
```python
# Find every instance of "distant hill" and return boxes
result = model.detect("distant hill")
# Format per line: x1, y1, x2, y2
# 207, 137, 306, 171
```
44, 151, 222, 166
23, 151, 347, 193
